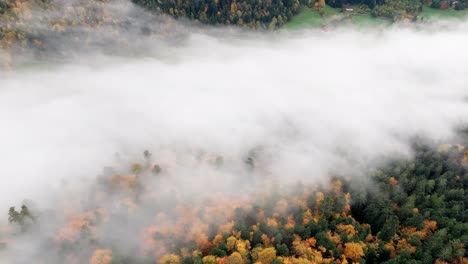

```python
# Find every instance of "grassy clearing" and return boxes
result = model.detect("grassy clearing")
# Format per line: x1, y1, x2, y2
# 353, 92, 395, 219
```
285, 5, 389, 30
285, 7, 325, 29
285, 5, 467, 30
285, 6, 341, 30
324, 5, 341, 16
419, 5, 468, 21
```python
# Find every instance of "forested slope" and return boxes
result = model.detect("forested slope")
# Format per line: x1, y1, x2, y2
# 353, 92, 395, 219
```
4, 142, 467, 263
2, 0, 468, 69
147, 143, 468, 264
131, 0, 468, 28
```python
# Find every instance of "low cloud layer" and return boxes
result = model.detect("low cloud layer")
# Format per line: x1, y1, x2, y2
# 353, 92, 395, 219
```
1, 2, 468, 261
2, 24, 468, 206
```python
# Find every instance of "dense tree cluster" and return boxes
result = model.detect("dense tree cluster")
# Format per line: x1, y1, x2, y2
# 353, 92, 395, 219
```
8, 204, 35, 232
132, 0, 304, 29
0, 0, 28, 64
354, 143, 468, 263
151, 143, 467, 264
371, 0, 422, 20
1, 0, 468, 70
4, 143, 467, 263
326, 0, 428, 20
431, 0, 468, 10
130, 0, 465, 27
0, 0, 182, 69
456, 0, 468, 10
326, 0, 468, 13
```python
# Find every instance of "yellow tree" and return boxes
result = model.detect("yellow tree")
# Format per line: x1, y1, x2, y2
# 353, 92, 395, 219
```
337, 224, 357, 237
302, 210, 312, 225
396, 238, 416, 254
258, 247, 276, 264
344, 242, 364, 262
202, 255, 217, 264
235, 239, 251, 258
159, 254, 181, 264
226, 236, 237, 251
261, 234, 271, 246
389, 177, 398, 186
89, 249, 112, 264
228, 252, 244, 264
317, 0, 326, 8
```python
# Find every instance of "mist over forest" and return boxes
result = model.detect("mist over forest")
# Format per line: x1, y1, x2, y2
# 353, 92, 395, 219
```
0, 0, 467, 264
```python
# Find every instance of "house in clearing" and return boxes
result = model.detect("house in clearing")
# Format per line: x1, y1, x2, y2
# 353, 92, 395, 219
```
439, 0, 458, 9
342, 4, 354, 12
440, 0, 449, 9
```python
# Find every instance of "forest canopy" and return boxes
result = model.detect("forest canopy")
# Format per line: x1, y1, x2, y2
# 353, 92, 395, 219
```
1, 0, 468, 69
2, 142, 467, 263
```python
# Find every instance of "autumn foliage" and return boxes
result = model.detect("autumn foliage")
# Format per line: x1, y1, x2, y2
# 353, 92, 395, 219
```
3, 143, 468, 264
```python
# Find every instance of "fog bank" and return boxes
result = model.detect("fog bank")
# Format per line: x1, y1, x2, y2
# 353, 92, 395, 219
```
1, 23, 468, 210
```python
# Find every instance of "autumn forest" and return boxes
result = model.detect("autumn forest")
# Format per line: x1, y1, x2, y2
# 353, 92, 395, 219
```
1, 0, 468, 264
